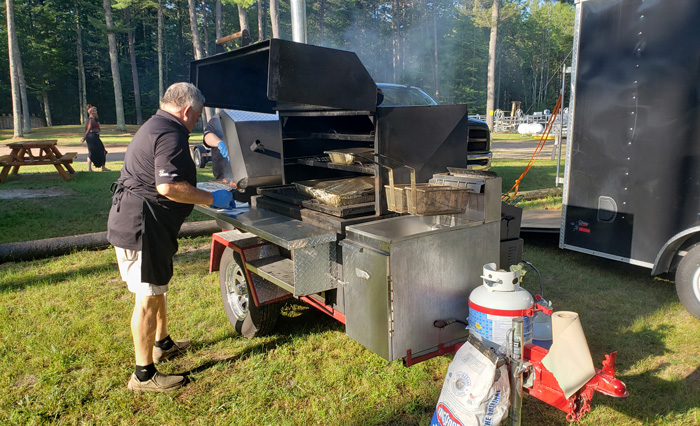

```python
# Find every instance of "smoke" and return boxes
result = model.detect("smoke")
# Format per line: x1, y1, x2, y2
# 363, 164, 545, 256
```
308, 2, 469, 105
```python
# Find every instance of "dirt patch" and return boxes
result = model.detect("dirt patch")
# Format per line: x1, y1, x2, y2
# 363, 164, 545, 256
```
0, 187, 77, 199
13, 374, 38, 388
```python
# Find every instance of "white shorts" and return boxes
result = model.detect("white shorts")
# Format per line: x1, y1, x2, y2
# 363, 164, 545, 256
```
114, 247, 169, 296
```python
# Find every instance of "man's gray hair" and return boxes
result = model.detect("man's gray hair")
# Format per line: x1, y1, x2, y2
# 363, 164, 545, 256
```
161, 82, 205, 112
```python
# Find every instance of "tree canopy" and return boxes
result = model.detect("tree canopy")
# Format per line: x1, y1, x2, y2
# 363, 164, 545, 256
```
1, 0, 574, 126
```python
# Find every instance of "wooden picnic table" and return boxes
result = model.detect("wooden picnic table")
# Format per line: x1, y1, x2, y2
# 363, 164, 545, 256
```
0, 140, 77, 183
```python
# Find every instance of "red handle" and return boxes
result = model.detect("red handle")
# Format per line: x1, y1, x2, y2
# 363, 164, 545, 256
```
534, 295, 554, 315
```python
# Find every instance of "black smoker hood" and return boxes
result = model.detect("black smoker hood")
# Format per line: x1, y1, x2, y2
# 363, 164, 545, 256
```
190, 39, 378, 114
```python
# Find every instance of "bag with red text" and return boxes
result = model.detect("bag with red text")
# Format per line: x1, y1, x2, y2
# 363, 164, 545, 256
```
431, 336, 510, 426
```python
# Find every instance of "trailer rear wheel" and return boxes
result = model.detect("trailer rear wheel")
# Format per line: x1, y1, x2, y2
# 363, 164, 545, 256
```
675, 245, 700, 319
219, 248, 279, 337
191, 146, 207, 168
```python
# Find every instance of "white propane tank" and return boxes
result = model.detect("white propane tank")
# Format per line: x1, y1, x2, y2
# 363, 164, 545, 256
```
468, 263, 535, 352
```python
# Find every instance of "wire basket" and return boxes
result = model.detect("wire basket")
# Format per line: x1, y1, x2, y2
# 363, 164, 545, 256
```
381, 159, 469, 216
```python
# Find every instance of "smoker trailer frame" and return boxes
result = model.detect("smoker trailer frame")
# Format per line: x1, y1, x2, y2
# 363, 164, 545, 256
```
561, 0, 700, 319
190, 39, 507, 365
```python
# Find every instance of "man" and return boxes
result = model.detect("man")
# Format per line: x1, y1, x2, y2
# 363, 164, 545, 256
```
202, 114, 232, 181
107, 82, 234, 392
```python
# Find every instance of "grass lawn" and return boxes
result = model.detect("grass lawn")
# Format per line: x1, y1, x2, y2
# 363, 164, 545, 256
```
1, 129, 698, 425
492, 132, 537, 141
0, 161, 214, 244
0, 236, 697, 425
0, 153, 558, 244
0, 124, 203, 146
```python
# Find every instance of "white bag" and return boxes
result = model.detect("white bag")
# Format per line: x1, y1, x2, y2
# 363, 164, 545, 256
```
431, 336, 510, 426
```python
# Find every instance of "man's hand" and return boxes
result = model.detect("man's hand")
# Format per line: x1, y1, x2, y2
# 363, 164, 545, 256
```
217, 141, 230, 162
210, 190, 235, 209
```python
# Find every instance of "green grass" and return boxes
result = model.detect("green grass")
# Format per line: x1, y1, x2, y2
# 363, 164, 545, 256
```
0, 155, 556, 244
0, 236, 698, 425
0, 161, 214, 244
491, 158, 564, 210
492, 132, 544, 141
0, 124, 203, 146
1, 129, 698, 424
491, 158, 562, 194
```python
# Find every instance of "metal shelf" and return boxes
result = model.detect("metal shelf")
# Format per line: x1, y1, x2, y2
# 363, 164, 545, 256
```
295, 157, 375, 175
282, 132, 374, 142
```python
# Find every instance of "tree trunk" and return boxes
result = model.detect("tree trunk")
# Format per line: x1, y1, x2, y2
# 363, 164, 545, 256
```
432, 2, 439, 101
6, 0, 23, 137
158, 0, 165, 101
392, 0, 398, 82
103, 0, 127, 131
177, 0, 184, 73
188, 0, 204, 60
270, 0, 280, 39
43, 91, 52, 127
201, 0, 209, 56
496, 45, 502, 109
16, 49, 30, 133
485, 0, 500, 130
126, 7, 144, 125
76, 6, 87, 126
187, 0, 210, 122
257, 0, 264, 41
238, 4, 249, 33
215, 0, 222, 40
318, 0, 325, 43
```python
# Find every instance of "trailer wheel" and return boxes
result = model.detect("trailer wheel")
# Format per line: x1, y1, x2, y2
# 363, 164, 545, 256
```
675, 245, 700, 319
219, 248, 279, 337
191, 146, 207, 168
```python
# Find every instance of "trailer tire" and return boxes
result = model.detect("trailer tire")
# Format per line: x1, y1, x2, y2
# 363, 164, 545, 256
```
191, 146, 207, 168
219, 248, 279, 337
675, 245, 700, 320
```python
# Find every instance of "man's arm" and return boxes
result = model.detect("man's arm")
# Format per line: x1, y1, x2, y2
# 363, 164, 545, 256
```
157, 181, 214, 206
203, 132, 222, 148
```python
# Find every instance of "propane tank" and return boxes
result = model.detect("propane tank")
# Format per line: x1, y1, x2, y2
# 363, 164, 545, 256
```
468, 263, 535, 352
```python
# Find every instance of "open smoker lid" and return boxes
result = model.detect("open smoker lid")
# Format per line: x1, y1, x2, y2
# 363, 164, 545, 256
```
190, 39, 378, 114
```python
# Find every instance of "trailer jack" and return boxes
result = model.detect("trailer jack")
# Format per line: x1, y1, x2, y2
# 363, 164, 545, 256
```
522, 344, 628, 422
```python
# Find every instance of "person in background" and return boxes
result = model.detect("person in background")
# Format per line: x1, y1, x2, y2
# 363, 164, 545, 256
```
80, 105, 110, 172
202, 114, 231, 181
107, 82, 235, 393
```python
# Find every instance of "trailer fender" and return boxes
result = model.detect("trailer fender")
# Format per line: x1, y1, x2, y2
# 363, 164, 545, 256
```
652, 227, 700, 275
208, 230, 291, 307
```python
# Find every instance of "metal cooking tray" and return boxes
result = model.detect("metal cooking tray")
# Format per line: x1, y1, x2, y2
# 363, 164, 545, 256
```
294, 177, 375, 207
258, 185, 375, 218
324, 147, 375, 165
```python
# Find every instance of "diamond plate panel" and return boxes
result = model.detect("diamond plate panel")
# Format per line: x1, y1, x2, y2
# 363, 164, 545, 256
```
244, 245, 280, 261
286, 234, 338, 250
293, 242, 338, 296
251, 274, 292, 304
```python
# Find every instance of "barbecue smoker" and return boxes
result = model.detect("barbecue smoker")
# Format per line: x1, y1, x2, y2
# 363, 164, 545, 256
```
191, 39, 627, 423
191, 39, 503, 363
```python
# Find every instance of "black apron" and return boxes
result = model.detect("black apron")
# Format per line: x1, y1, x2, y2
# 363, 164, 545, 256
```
110, 183, 186, 286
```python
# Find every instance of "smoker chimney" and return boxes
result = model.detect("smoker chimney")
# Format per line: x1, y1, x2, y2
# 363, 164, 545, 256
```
290, 0, 307, 43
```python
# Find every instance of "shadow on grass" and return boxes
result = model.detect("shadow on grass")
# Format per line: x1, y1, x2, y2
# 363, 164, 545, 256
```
0, 260, 114, 293
522, 232, 699, 423
183, 337, 288, 379
180, 302, 345, 379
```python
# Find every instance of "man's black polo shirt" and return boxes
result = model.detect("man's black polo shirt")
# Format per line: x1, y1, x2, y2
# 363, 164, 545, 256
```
107, 109, 197, 284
